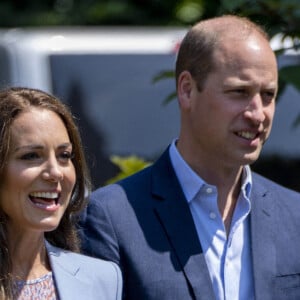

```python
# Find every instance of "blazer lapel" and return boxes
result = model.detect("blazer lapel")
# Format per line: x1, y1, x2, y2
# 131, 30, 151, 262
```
250, 175, 276, 300
46, 242, 92, 300
152, 149, 215, 300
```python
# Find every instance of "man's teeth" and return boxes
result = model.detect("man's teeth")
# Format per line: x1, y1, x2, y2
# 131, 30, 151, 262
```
238, 131, 256, 139
29, 192, 58, 199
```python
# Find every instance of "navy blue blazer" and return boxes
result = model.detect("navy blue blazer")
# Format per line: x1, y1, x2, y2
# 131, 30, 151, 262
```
80, 148, 300, 300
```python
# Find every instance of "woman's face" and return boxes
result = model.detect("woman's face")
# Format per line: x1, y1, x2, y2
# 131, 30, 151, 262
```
0, 107, 76, 235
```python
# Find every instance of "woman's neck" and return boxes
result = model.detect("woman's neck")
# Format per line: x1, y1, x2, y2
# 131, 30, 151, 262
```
9, 233, 51, 280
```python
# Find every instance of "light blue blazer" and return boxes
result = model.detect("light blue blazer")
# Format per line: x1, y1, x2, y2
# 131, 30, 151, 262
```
46, 241, 122, 300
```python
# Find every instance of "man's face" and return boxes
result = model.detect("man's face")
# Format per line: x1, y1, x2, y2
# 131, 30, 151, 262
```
178, 33, 278, 170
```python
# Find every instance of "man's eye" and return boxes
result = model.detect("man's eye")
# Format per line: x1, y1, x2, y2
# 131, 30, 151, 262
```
20, 152, 40, 160
227, 89, 248, 97
233, 89, 247, 95
262, 91, 276, 103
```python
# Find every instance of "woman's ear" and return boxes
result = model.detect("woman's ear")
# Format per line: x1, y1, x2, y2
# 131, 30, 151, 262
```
177, 71, 194, 110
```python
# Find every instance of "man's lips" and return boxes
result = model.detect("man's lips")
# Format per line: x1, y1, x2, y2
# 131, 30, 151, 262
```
236, 130, 260, 140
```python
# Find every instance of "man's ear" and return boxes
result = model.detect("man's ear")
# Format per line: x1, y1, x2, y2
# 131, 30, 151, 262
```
177, 71, 194, 110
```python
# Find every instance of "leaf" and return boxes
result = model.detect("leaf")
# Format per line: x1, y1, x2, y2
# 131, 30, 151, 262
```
276, 76, 287, 101
162, 91, 177, 106
175, 1, 204, 24
152, 70, 175, 84
292, 113, 300, 128
279, 65, 300, 91
221, 0, 247, 11
152, 70, 177, 105
105, 155, 152, 185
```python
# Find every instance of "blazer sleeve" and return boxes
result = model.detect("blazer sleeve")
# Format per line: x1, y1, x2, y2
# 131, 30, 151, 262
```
79, 184, 124, 265
79, 256, 123, 300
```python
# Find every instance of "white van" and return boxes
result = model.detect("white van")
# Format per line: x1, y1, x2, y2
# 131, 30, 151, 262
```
0, 27, 299, 186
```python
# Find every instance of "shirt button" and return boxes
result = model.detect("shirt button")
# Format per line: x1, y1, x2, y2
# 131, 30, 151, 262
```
209, 212, 216, 219
206, 187, 213, 194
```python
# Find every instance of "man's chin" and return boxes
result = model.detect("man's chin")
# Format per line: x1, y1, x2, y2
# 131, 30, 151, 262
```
242, 151, 261, 166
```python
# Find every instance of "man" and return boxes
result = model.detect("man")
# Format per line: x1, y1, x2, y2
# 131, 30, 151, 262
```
80, 15, 300, 300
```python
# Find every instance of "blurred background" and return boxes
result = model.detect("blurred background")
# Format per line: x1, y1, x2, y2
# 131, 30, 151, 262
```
0, 0, 299, 191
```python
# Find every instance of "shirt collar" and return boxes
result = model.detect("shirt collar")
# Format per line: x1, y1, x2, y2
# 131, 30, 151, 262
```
241, 164, 252, 199
169, 139, 253, 202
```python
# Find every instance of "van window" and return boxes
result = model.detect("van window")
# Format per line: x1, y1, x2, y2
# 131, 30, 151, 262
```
49, 53, 180, 185
0, 46, 12, 88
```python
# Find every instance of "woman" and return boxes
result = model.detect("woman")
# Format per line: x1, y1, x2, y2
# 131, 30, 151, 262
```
0, 87, 122, 299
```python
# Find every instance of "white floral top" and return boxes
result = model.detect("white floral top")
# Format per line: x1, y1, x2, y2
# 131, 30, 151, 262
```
13, 272, 58, 300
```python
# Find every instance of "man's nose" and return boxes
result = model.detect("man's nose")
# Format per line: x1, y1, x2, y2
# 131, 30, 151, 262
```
244, 94, 265, 124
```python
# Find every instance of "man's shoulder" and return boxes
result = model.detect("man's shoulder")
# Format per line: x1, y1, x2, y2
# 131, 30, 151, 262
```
252, 171, 300, 198
91, 147, 172, 200
92, 164, 152, 197
88, 166, 153, 217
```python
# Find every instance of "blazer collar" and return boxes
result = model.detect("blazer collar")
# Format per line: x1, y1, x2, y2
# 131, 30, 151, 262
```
250, 175, 276, 300
151, 148, 215, 300
151, 151, 278, 300
46, 241, 92, 299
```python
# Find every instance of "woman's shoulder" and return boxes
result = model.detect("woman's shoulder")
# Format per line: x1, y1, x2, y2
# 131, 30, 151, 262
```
46, 242, 122, 299
46, 241, 121, 277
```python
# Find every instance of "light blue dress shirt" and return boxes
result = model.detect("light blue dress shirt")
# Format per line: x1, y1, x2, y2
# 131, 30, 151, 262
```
169, 141, 254, 300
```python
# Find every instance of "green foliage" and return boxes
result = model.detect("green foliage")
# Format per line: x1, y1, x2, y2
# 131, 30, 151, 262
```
152, 70, 175, 83
105, 155, 152, 185
0, 1, 299, 38
175, 0, 205, 24
279, 65, 300, 128
1, 0, 300, 181
221, 0, 247, 11
279, 65, 300, 91
151, 0, 300, 117
152, 70, 177, 105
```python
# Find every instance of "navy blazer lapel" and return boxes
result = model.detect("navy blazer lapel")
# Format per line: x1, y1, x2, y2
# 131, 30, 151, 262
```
46, 242, 92, 300
152, 149, 215, 300
250, 174, 276, 300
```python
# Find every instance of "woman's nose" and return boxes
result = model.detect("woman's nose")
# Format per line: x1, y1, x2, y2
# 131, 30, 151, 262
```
42, 158, 64, 182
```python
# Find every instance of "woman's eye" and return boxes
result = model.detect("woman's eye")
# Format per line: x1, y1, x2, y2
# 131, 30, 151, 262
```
59, 151, 74, 162
20, 152, 40, 160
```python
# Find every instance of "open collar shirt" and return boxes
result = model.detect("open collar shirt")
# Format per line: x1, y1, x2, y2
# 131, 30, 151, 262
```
169, 140, 254, 300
